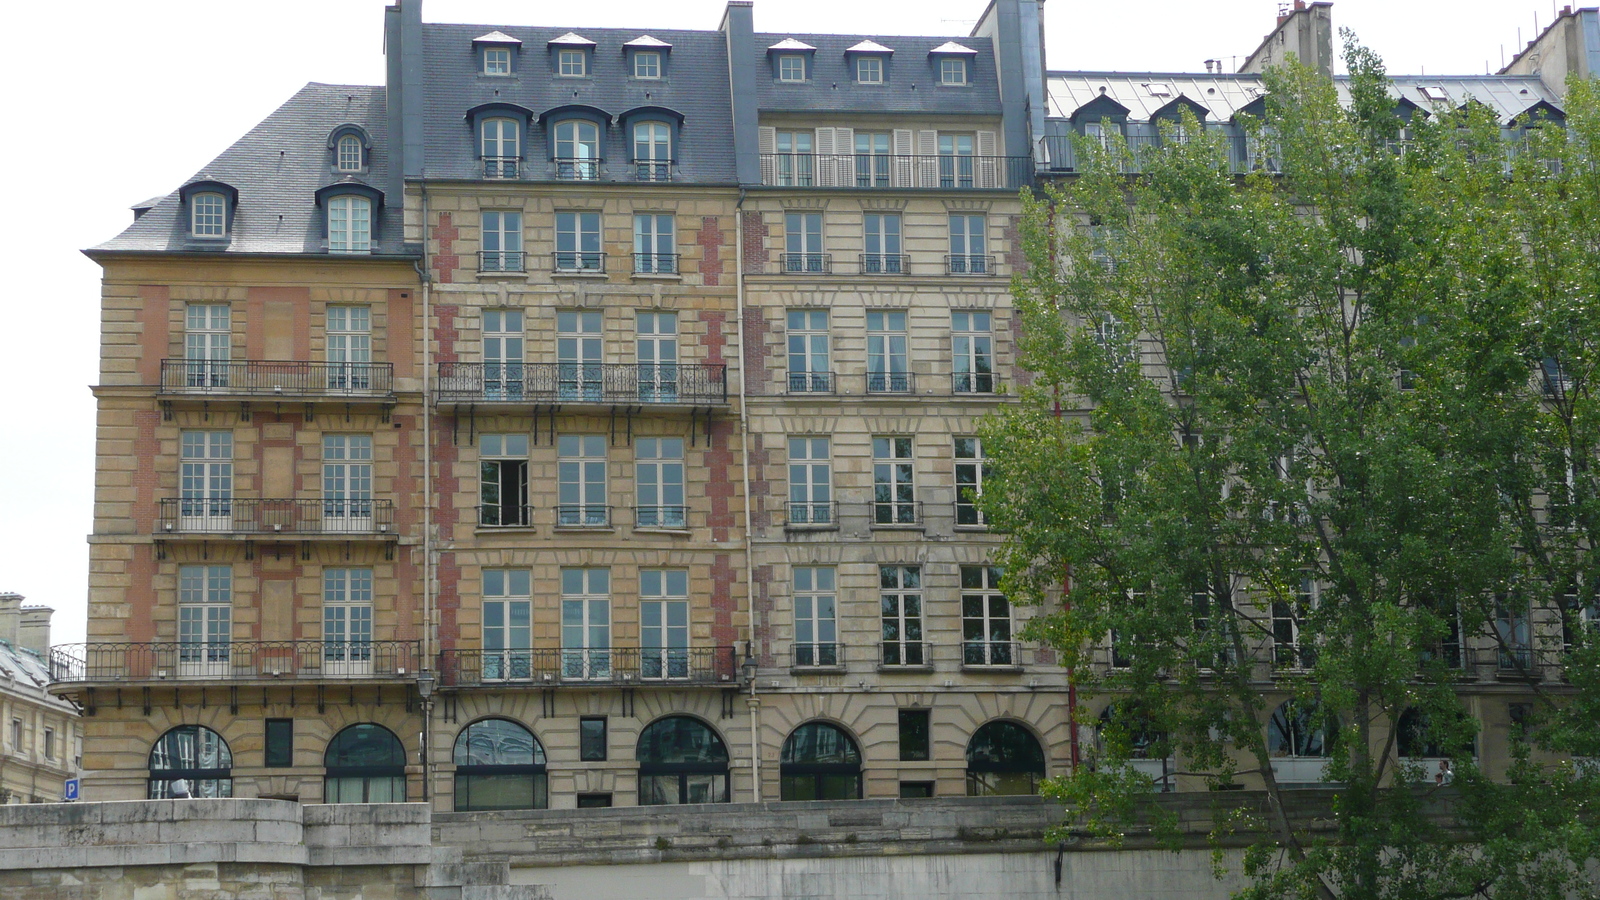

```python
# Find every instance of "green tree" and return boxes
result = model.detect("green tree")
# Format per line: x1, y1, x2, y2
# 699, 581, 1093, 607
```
985, 36, 1600, 900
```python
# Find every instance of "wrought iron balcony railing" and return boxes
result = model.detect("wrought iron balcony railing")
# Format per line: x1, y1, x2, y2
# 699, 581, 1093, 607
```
945, 254, 996, 275
635, 506, 689, 529
483, 156, 520, 179
50, 640, 421, 685
479, 250, 526, 273
435, 362, 728, 405
634, 161, 672, 182
791, 641, 844, 669
633, 252, 679, 275
554, 505, 611, 528
859, 253, 911, 275
156, 498, 397, 536
951, 371, 1002, 395
865, 371, 914, 394
554, 157, 602, 181
158, 360, 394, 398
879, 640, 933, 669
783, 500, 838, 528
781, 252, 832, 274
759, 153, 1035, 190
962, 639, 1024, 668
786, 371, 836, 394
871, 498, 923, 527
438, 646, 737, 687
477, 504, 534, 528
553, 251, 606, 273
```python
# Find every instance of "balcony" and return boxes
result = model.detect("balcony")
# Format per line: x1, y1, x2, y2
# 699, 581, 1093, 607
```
865, 371, 915, 395
951, 371, 1002, 395
945, 254, 996, 275
783, 500, 838, 529
50, 640, 421, 687
962, 639, 1024, 669
155, 498, 397, 540
859, 253, 911, 275
478, 157, 678, 183
633, 252, 679, 275
781, 252, 832, 274
158, 360, 395, 405
785, 371, 836, 395
871, 499, 923, 528
479, 250, 526, 274
554, 157, 601, 181
437, 647, 737, 688
552, 251, 606, 274
759, 153, 1034, 190
554, 504, 611, 529
484, 156, 520, 178
878, 640, 933, 670
790, 641, 844, 671
473, 505, 693, 532
434, 362, 728, 407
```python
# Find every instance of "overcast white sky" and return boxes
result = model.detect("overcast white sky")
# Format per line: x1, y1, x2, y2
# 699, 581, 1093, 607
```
0, 0, 1566, 645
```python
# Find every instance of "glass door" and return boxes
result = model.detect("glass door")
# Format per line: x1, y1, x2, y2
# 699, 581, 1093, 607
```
323, 435, 374, 532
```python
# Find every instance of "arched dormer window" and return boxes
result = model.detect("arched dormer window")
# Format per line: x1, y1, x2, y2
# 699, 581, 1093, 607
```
621, 106, 683, 182
466, 103, 534, 179
539, 105, 610, 181
316, 181, 384, 254
328, 124, 373, 174
179, 180, 238, 241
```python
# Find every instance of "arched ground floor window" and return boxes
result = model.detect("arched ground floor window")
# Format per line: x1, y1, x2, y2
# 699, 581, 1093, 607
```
637, 715, 729, 805
325, 723, 407, 802
966, 720, 1045, 796
780, 721, 862, 800
454, 718, 547, 811
148, 725, 232, 798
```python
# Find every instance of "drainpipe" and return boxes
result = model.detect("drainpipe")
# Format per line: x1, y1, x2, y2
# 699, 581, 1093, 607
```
734, 189, 762, 802
415, 181, 435, 804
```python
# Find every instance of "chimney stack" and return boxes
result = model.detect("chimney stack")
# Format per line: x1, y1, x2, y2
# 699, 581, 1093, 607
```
0, 593, 20, 647
19, 605, 53, 657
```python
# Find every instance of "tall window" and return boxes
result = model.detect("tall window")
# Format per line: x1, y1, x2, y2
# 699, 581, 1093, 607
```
326, 305, 372, 390
633, 51, 661, 78
793, 566, 838, 667
961, 565, 1011, 666
899, 709, 931, 761
855, 132, 890, 187
880, 565, 924, 666
481, 117, 520, 177
948, 214, 987, 273
555, 211, 602, 270
641, 569, 690, 679
336, 135, 363, 171
479, 434, 530, 527
482, 569, 532, 681
178, 565, 231, 674
1496, 599, 1532, 670
557, 434, 608, 526
951, 311, 995, 393
558, 48, 587, 76
191, 192, 226, 237
866, 311, 909, 392
323, 568, 374, 672
482, 47, 510, 75
872, 436, 917, 524
561, 568, 611, 680
778, 54, 806, 82
862, 212, 901, 272
1272, 578, 1317, 670
481, 211, 523, 272
939, 57, 968, 86
184, 303, 231, 388
787, 437, 832, 525
324, 724, 406, 803
1269, 700, 1335, 762
634, 213, 676, 273
954, 437, 990, 526
328, 195, 372, 253
635, 437, 685, 528
636, 311, 678, 401
322, 435, 374, 530
966, 721, 1044, 796
148, 725, 232, 798
556, 309, 603, 400
856, 56, 883, 84
179, 430, 232, 530
633, 122, 672, 181
637, 716, 729, 805
554, 120, 600, 180
775, 130, 813, 186
482, 309, 524, 399
786, 309, 831, 392
937, 133, 975, 187
454, 719, 546, 811
784, 211, 824, 273
780, 722, 862, 801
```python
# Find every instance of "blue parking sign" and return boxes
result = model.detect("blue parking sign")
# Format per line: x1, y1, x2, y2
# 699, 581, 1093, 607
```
63, 778, 79, 801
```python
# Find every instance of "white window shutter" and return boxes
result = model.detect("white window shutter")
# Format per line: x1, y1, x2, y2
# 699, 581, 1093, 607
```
759, 126, 777, 185
977, 130, 999, 188
814, 127, 836, 187
916, 130, 939, 188
833, 127, 854, 187
892, 129, 915, 187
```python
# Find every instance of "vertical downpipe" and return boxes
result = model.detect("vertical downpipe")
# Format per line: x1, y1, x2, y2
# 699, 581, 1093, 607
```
734, 190, 761, 802
417, 183, 435, 802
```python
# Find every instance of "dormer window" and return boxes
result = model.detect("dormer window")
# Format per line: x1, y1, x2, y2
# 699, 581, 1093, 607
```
634, 51, 661, 79
179, 180, 238, 241
549, 33, 596, 77
559, 49, 587, 77
473, 31, 522, 75
929, 42, 976, 87
624, 35, 672, 80
336, 135, 363, 172
768, 39, 817, 83
192, 193, 226, 237
940, 58, 967, 85
328, 196, 371, 253
779, 55, 806, 82
483, 118, 521, 177
857, 56, 882, 84
484, 47, 511, 75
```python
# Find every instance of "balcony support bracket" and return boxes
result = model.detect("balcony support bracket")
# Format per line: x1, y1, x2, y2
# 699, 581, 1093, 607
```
230, 685, 238, 715
142, 687, 151, 717
385, 543, 396, 562
86, 688, 97, 717
240, 402, 251, 423
244, 542, 255, 562
317, 684, 326, 714
160, 399, 174, 422
541, 689, 555, 718
621, 688, 635, 718
304, 403, 314, 425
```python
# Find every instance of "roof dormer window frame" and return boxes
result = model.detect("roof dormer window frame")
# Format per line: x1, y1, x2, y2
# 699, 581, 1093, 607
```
315, 182, 384, 255
473, 31, 522, 77
327, 124, 373, 175
929, 41, 977, 88
624, 36, 672, 81
634, 50, 661, 79
549, 33, 596, 79
779, 54, 807, 82
768, 39, 817, 84
846, 40, 893, 86
178, 180, 239, 242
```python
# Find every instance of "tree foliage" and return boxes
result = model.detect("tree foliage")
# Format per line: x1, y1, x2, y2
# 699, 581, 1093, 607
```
984, 34, 1600, 900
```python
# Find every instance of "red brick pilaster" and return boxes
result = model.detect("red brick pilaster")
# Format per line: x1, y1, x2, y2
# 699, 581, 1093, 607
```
434, 305, 461, 364
751, 564, 775, 666
741, 308, 770, 397
703, 420, 736, 542
710, 553, 737, 655
126, 545, 157, 644
740, 211, 767, 274
433, 213, 460, 284
131, 409, 160, 532
697, 216, 725, 286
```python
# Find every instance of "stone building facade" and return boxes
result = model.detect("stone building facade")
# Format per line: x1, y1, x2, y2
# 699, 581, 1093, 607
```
0, 594, 78, 804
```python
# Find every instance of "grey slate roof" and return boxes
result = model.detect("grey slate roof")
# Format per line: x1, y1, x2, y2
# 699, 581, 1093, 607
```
754, 32, 1002, 115
93, 84, 408, 257
1047, 71, 1562, 124
417, 23, 738, 183
0, 637, 74, 715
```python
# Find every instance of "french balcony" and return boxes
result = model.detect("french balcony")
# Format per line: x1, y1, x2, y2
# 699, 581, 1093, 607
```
434, 362, 728, 408
945, 254, 996, 275
155, 498, 397, 540
878, 639, 934, 670
633, 252, 679, 275
961, 639, 1024, 669
158, 360, 395, 407
554, 504, 611, 529
783, 500, 838, 529
871, 498, 923, 528
49, 640, 421, 687
483, 156, 520, 179
552, 251, 606, 274
781, 252, 832, 274
553, 157, 601, 181
951, 371, 1002, 395
789, 641, 844, 671
437, 647, 738, 688
785, 371, 836, 395
759, 153, 1035, 190
865, 371, 915, 395
859, 253, 911, 275
479, 250, 526, 273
